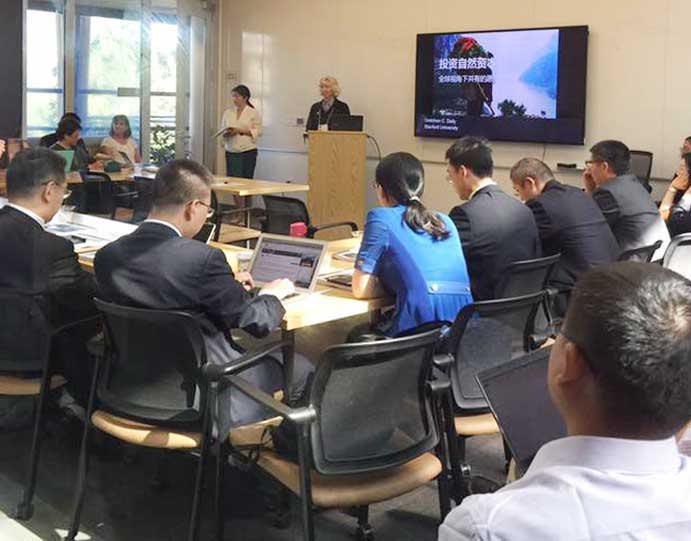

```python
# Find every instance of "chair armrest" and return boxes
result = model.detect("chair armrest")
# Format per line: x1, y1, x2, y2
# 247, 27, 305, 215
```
223, 373, 317, 425
51, 314, 101, 338
433, 352, 454, 370
201, 339, 290, 381
308, 221, 358, 238
428, 368, 451, 396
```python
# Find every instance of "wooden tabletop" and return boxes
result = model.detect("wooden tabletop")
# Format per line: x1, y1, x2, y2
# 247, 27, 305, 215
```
80, 236, 390, 332
210, 178, 309, 197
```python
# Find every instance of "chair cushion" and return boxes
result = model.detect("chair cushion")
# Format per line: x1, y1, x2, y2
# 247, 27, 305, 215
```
454, 412, 500, 437
91, 410, 202, 449
0, 374, 66, 396
229, 418, 442, 508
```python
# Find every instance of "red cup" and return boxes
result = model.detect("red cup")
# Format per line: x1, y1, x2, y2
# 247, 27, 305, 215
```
289, 222, 308, 237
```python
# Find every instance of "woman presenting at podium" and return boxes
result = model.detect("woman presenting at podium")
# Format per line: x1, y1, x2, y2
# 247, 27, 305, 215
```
306, 76, 350, 131
220, 85, 262, 178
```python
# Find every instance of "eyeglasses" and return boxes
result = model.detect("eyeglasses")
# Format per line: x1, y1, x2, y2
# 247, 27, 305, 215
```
41, 179, 71, 200
195, 200, 215, 219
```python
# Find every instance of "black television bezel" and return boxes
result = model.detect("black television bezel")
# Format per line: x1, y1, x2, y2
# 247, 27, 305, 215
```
414, 25, 589, 145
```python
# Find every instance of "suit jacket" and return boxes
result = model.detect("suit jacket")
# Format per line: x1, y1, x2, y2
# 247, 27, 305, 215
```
306, 98, 351, 131
0, 206, 98, 371
592, 174, 670, 260
94, 222, 287, 432
526, 180, 620, 291
450, 184, 541, 301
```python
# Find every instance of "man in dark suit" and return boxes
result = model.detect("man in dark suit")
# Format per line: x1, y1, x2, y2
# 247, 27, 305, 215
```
95, 159, 301, 433
510, 158, 620, 314
584, 140, 670, 260
0, 148, 98, 402
445, 136, 541, 300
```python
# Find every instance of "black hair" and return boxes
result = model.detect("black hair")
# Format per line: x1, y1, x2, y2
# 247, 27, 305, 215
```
7, 147, 66, 199
445, 136, 493, 178
152, 159, 213, 210
110, 115, 133, 138
375, 152, 449, 240
61, 112, 82, 124
562, 262, 691, 437
56, 117, 81, 141
232, 85, 254, 108
685, 136, 691, 143
589, 140, 630, 176
510, 157, 555, 184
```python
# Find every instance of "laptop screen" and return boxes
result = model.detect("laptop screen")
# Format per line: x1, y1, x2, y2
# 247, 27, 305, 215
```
477, 347, 567, 474
250, 236, 326, 290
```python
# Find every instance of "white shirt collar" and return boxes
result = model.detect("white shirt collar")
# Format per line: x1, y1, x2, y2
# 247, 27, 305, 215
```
469, 178, 496, 200
143, 219, 182, 237
528, 435, 682, 476
7, 203, 46, 229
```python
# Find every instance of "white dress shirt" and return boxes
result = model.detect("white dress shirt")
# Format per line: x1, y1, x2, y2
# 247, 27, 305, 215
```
221, 106, 263, 153
7, 203, 46, 228
142, 219, 182, 237
439, 436, 691, 541
468, 179, 496, 200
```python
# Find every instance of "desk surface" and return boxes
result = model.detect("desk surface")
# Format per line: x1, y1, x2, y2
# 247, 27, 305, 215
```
79, 236, 389, 332
210, 178, 309, 196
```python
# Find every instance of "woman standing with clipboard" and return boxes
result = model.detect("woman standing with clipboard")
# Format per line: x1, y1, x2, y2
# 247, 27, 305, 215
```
220, 85, 262, 178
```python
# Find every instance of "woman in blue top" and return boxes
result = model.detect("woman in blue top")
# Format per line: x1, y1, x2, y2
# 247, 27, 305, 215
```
352, 152, 473, 337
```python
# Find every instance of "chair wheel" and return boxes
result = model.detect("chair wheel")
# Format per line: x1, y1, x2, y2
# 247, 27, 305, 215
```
13, 501, 34, 521
356, 525, 374, 541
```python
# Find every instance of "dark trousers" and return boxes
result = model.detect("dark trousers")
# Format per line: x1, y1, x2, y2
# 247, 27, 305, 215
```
225, 149, 258, 179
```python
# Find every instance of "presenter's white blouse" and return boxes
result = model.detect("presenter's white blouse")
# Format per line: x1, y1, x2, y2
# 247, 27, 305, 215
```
221, 106, 262, 153
439, 436, 691, 540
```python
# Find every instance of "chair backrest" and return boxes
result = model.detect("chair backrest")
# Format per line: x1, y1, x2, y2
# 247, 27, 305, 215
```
0, 291, 50, 373
629, 150, 653, 189
493, 254, 561, 298
663, 233, 691, 280
77, 172, 115, 215
446, 291, 546, 411
618, 240, 663, 263
261, 195, 310, 235
93, 299, 209, 428
130, 176, 154, 223
308, 328, 441, 475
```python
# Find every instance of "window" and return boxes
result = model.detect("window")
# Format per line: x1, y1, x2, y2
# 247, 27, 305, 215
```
149, 14, 177, 163
25, 1, 64, 138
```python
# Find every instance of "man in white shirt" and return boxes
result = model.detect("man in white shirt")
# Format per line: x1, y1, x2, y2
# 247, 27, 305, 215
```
439, 261, 691, 541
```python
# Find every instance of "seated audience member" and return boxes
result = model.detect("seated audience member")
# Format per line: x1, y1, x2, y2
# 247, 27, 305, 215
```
50, 117, 91, 172
440, 262, 691, 540
0, 148, 98, 403
445, 136, 541, 300
40, 112, 82, 149
660, 152, 691, 236
584, 140, 670, 260
510, 158, 620, 314
94, 159, 305, 432
352, 152, 473, 337
100, 115, 142, 166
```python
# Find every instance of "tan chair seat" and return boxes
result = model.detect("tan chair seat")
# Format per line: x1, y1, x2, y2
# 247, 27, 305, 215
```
229, 418, 442, 508
0, 374, 66, 396
454, 413, 499, 437
91, 410, 202, 449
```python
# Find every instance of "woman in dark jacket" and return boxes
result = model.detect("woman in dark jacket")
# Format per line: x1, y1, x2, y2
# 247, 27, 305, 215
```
305, 76, 350, 131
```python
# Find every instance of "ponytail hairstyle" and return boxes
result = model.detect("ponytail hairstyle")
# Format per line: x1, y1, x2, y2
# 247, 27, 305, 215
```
375, 152, 449, 240
232, 84, 254, 108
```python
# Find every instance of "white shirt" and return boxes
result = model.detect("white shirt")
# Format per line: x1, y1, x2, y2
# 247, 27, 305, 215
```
439, 436, 691, 541
143, 219, 182, 237
101, 136, 139, 165
468, 179, 496, 200
221, 106, 262, 153
7, 203, 46, 228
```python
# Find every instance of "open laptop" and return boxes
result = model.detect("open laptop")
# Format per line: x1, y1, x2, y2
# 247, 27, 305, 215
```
330, 115, 364, 132
53, 150, 74, 173
476, 347, 567, 474
249, 234, 328, 302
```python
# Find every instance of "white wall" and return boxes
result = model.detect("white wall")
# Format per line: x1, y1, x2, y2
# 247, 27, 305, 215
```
216, 0, 691, 212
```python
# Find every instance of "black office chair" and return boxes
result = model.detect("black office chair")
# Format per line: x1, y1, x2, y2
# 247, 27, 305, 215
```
262, 195, 358, 238
438, 291, 547, 499
108, 176, 154, 224
629, 150, 653, 193
70, 171, 116, 215
63, 299, 287, 541
222, 328, 455, 541
663, 233, 691, 280
618, 240, 663, 263
209, 190, 257, 242
0, 291, 98, 521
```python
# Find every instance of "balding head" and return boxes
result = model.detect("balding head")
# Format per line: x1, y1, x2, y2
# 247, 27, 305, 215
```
510, 158, 555, 202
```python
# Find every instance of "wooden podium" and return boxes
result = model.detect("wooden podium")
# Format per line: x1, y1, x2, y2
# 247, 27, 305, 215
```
307, 131, 367, 239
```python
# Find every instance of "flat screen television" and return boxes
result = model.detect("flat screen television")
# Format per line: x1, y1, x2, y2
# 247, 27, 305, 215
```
415, 25, 589, 145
